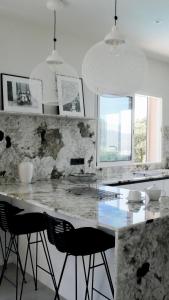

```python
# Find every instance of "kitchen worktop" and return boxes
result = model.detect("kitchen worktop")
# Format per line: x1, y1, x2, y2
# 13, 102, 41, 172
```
0, 178, 169, 231
1, 178, 169, 300
101, 168, 169, 186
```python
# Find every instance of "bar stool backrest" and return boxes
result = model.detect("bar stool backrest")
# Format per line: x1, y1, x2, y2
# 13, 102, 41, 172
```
45, 214, 74, 253
0, 201, 12, 232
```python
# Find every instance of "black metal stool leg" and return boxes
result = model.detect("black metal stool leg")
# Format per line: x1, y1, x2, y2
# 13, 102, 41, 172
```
35, 232, 38, 290
54, 253, 69, 300
85, 255, 92, 300
15, 236, 19, 300
27, 234, 37, 290
13, 237, 26, 283
58, 253, 69, 290
41, 231, 59, 297
0, 235, 14, 285
0, 235, 4, 262
101, 252, 114, 298
82, 255, 91, 300
75, 256, 78, 300
19, 234, 32, 300
5, 232, 6, 257
91, 254, 95, 300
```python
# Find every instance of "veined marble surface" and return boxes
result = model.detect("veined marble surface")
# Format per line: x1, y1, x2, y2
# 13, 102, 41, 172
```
1, 180, 169, 299
0, 114, 96, 182
0, 179, 169, 231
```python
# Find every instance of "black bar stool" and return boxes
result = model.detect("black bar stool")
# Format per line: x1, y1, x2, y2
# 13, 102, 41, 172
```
45, 214, 115, 300
0, 202, 60, 300
0, 201, 24, 262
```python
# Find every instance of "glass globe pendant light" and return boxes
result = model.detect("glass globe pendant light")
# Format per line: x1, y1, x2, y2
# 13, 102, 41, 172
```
82, 0, 147, 96
29, 0, 77, 106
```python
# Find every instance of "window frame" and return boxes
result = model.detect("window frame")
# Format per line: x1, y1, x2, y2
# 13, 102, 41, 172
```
97, 94, 162, 168
96, 95, 134, 167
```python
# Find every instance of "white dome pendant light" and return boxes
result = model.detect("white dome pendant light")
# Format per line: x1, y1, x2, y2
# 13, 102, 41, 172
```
82, 0, 147, 96
46, 0, 77, 76
46, 8, 64, 69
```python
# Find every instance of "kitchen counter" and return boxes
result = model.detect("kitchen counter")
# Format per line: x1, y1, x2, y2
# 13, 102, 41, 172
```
0, 179, 168, 231
1, 179, 169, 300
102, 168, 169, 186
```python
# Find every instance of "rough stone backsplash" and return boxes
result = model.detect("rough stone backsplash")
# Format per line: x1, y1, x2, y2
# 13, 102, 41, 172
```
0, 114, 96, 182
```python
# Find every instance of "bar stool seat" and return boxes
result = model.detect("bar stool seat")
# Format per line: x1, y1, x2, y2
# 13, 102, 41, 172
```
10, 213, 47, 235
60, 227, 115, 256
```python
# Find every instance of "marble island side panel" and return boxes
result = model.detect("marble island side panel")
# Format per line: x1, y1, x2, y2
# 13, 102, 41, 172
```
115, 217, 169, 300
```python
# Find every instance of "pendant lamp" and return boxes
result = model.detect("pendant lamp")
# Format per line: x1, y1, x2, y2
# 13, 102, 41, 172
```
29, 0, 77, 106
82, 0, 147, 96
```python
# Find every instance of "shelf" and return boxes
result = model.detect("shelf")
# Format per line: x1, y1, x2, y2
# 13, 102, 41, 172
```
0, 110, 95, 121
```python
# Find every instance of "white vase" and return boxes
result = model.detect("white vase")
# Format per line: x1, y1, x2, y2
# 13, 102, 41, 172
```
18, 162, 34, 184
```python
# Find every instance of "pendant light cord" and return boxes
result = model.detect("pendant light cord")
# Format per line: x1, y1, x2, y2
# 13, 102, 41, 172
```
53, 10, 57, 50
114, 0, 118, 26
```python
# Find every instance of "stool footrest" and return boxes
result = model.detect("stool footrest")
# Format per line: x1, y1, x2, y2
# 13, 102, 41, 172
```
93, 287, 112, 300
90, 262, 104, 269
37, 264, 53, 276
29, 240, 42, 245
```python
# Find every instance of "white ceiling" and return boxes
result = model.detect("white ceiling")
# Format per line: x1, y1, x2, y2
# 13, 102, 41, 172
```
1, 0, 169, 61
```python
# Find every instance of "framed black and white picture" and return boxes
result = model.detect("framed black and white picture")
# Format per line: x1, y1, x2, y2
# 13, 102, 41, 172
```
57, 75, 85, 117
1, 74, 43, 114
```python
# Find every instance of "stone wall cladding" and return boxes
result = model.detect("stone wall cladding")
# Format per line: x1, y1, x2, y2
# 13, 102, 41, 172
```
0, 114, 96, 182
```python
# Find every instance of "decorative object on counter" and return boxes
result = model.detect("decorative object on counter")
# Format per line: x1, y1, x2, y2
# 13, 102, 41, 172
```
18, 162, 34, 184
126, 190, 142, 203
58, 76, 85, 117
127, 202, 143, 213
82, 0, 147, 96
145, 184, 161, 201
146, 201, 160, 213
1, 74, 43, 114
68, 172, 97, 184
159, 195, 169, 208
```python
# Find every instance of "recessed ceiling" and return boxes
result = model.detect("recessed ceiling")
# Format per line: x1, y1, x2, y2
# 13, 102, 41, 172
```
0, 0, 169, 61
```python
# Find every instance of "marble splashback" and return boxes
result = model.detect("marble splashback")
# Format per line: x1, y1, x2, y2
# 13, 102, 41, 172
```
0, 114, 96, 182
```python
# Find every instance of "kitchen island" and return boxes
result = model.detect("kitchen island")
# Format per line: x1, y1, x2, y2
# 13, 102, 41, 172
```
1, 179, 169, 300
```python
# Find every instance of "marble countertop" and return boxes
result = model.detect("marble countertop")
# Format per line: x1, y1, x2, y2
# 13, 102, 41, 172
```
0, 179, 169, 231
101, 169, 169, 185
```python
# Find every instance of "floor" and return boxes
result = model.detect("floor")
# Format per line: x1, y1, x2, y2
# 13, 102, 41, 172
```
0, 264, 64, 300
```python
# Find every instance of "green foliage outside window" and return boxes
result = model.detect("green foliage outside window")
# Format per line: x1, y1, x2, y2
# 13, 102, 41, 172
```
134, 119, 147, 163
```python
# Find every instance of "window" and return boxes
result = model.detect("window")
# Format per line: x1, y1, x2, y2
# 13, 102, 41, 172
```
97, 94, 162, 165
134, 94, 162, 163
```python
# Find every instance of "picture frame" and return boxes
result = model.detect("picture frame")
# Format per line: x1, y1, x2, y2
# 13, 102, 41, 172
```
57, 75, 85, 117
1, 73, 43, 114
